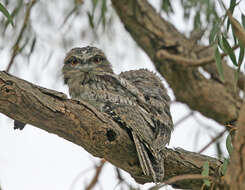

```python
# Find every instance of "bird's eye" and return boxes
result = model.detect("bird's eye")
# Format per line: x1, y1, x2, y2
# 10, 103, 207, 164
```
71, 61, 78, 66
66, 57, 79, 66
93, 56, 104, 63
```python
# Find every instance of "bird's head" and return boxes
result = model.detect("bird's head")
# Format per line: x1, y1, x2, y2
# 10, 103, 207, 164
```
62, 46, 113, 84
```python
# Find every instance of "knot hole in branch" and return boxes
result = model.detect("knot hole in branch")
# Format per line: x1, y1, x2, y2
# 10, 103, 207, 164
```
106, 129, 116, 141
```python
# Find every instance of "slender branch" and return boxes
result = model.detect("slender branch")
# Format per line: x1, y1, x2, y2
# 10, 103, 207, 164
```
85, 159, 106, 190
59, 0, 84, 29
156, 44, 239, 67
198, 129, 227, 154
174, 111, 194, 128
161, 174, 214, 188
157, 50, 215, 67
69, 166, 95, 190
6, 0, 37, 72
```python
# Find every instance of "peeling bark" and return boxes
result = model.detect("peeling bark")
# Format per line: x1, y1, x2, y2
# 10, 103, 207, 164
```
0, 71, 223, 189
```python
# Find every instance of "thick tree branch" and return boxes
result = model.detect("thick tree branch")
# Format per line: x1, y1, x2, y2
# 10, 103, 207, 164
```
0, 71, 222, 189
225, 103, 245, 189
111, 0, 242, 124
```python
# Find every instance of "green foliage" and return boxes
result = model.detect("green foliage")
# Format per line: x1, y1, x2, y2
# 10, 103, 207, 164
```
220, 158, 229, 175
215, 46, 224, 82
217, 131, 233, 176
193, 11, 201, 29
231, 23, 238, 44
238, 43, 245, 66
161, 0, 220, 35
101, 0, 107, 25
87, 0, 108, 30
209, 23, 220, 43
87, 0, 98, 29
174, 1, 245, 83
211, 1, 245, 82
0, 2, 14, 26
201, 161, 211, 187
161, 0, 173, 15
226, 131, 233, 156
242, 14, 245, 29
3, 0, 22, 31
221, 35, 238, 66
226, 0, 237, 31
180, 0, 219, 30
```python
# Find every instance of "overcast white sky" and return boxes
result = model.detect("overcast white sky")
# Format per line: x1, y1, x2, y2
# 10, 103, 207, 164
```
1, 0, 241, 189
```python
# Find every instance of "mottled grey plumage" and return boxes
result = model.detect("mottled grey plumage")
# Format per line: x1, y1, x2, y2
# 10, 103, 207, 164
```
62, 46, 173, 182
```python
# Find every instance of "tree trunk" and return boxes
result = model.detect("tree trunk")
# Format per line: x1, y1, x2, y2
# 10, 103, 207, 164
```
225, 103, 245, 189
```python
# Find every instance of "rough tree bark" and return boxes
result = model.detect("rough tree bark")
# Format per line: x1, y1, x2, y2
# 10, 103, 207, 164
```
0, 71, 222, 189
225, 103, 245, 189
0, 0, 243, 189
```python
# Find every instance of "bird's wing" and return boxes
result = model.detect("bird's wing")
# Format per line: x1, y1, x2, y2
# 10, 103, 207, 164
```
119, 69, 173, 151
97, 72, 147, 106
105, 103, 158, 181
119, 69, 170, 103
99, 70, 171, 181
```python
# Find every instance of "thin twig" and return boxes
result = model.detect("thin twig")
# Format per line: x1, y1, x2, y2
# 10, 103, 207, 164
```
154, 174, 214, 189
157, 44, 239, 67
85, 159, 106, 190
198, 129, 227, 154
115, 167, 124, 183
174, 111, 194, 128
113, 167, 137, 190
68, 166, 95, 190
59, 7, 77, 29
6, 0, 37, 72
113, 168, 124, 190
59, 0, 84, 30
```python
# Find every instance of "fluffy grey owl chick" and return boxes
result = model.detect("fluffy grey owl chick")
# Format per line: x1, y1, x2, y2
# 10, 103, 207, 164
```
62, 46, 173, 182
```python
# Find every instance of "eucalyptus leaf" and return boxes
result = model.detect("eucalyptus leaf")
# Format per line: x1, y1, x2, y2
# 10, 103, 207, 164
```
218, 35, 225, 51
231, 23, 238, 45
194, 11, 201, 29
238, 43, 245, 66
221, 159, 229, 175
229, 0, 236, 14
215, 46, 224, 82
242, 14, 245, 29
161, 0, 173, 14
101, 0, 107, 28
209, 24, 219, 44
87, 12, 94, 29
0, 2, 14, 27
222, 36, 238, 66
201, 161, 211, 187
226, 132, 233, 156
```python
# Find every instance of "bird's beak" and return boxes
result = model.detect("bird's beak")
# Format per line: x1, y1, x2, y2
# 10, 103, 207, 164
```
80, 63, 95, 72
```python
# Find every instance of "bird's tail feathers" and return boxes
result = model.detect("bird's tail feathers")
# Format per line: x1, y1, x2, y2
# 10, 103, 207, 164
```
132, 131, 158, 182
